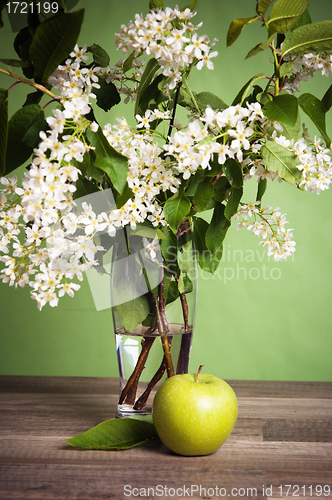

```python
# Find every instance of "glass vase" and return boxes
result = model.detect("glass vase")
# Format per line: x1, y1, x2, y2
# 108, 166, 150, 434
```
111, 221, 197, 420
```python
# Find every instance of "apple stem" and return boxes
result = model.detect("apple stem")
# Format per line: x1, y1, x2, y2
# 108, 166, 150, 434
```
196, 365, 204, 382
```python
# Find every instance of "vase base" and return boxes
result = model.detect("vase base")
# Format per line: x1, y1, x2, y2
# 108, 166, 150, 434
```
116, 403, 153, 421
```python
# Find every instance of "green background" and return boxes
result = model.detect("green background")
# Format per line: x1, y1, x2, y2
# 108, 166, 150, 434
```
0, 0, 331, 382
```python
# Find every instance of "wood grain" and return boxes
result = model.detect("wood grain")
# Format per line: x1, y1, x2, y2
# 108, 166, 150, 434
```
0, 376, 331, 500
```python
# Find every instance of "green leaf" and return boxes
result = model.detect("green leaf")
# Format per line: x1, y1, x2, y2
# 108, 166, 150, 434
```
71, 151, 90, 177
0, 89, 8, 176
135, 58, 160, 115
205, 203, 231, 253
86, 158, 104, 181
257, 0, 274, 15
160, 226, 180, 278
281, 108, 301, 141
13, 27, 34, 78
245, 33, 275, 59
282, 20, 332, 57
298, 93, 331, 146
193, 217, 222, 274
116, 295, 151, 332
213, 176, 230, 203
256, 178, 268, 203
227, 16, 258, 47
87, 44, 110, 67
94, 78, 121, 112
182, 0, 198, 11
138, 73, 165, 116
267, 0, 308, 35
232, 73, 265, 105
195, 91, 228, 111
225, 186, 243, 220
5, 104, 44, 174
166, 273, 193, 305
23, 90, 44, 106
0, 58, 33, 68
123, 51, 136, 73
114, 183, 134, 210
149, 0, 164, 10
223, 158, 243, 188
22, 120, 48, 148
261, 140, 302, 184
163, 185, 191, 234
193, 177, 214, 211
86, 128, 128, 194
28, 2, 41, 37
279, 59, 296, 77
95, 156, 128, 195
0, 0, 6, 28
66, 418, 160, 450
74, 177, 100, 199
263, 94, 298, 126
29, 9, 84, 81
322, 84, 332, 113
291, 8, 311, 31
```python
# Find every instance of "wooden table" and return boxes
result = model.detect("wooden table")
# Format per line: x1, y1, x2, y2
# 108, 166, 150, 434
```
0, 376, 332, 500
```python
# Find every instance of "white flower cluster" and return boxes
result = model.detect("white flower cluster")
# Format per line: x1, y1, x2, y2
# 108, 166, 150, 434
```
234, 202, 296, 261
49, 43, 101, 106
103, 110, 180, 228
282, 51, 332, 94
0, 45, 107, 309
164, 101, 266, 179
115, 6, 218, 91
273, 133, 332, 194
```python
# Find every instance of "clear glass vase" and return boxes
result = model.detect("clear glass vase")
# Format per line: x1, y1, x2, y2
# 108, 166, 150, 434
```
111, 221, 197, 420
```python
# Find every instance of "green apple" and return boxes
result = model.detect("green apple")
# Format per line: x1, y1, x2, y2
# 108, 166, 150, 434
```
152, 367, 238, 456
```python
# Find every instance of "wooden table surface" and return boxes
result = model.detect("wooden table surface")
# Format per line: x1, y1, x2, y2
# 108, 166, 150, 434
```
0, 376, 332, 500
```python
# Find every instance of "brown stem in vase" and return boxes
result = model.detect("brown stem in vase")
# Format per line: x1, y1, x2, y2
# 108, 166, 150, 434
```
133, 337, 173, 410
176, 278, 193, 374
159, 268, 169, 333
119, 334, 156, 405
152, 293, 174, 378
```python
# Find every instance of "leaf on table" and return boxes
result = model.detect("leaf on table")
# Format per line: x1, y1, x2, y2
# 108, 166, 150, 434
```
66, 418, 160, 450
